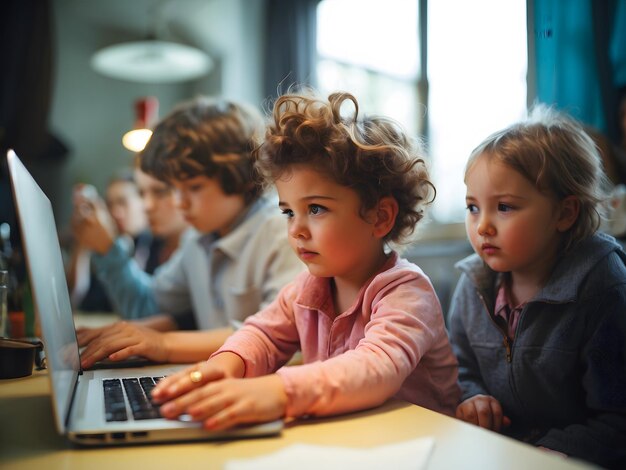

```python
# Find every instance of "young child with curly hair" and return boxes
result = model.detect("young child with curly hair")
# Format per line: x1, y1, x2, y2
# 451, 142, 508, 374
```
151, 91, 460, 430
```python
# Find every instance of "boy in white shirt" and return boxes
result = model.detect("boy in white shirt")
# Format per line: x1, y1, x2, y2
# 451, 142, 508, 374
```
76, 97, 303, 368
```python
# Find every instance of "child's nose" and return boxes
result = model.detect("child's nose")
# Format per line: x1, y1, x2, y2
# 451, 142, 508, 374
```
288, 217, 309, 239
477, 215, 495, 236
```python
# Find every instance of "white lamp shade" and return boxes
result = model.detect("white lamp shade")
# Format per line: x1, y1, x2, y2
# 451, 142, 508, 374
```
91, 40, 213, 83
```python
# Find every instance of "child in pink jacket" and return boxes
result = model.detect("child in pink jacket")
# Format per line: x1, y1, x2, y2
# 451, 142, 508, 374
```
151, 91, 460, 430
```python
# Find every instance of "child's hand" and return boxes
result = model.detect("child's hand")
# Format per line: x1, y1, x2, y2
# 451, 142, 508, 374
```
77, 322, 169, 368
456, 394, 511, 432
156, 372, 287, 431
538, 446, 568, 458
152, 352, 245, 402
71, 196, 117, 255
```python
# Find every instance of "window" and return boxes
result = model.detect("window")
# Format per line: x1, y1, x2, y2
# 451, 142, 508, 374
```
316, 0, 527, 223
317, 0, 421, 134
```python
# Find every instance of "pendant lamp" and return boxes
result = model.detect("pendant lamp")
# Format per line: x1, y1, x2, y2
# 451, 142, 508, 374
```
91, 40, 213, 84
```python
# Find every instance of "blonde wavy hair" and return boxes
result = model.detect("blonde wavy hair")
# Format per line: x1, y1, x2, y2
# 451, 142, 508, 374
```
465, 104, 609, 251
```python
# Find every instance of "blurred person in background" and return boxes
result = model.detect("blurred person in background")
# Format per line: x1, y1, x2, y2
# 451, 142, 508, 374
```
69, 165, 188, 313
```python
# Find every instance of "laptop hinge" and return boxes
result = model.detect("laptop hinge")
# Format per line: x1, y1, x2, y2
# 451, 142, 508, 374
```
64, 372, 82, 430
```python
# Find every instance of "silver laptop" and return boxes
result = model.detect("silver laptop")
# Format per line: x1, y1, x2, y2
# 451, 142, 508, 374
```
7, 149, 282, 445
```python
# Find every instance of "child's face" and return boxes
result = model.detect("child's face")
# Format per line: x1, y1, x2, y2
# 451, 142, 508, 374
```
275, 166, 384, 285
134, 169, 188, 238
171, 175, 245, 236
464, 155, 565, 281
106, 180, 147, 236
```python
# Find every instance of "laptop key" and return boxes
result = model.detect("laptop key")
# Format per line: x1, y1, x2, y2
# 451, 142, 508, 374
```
122, 378, 162, 420
103, 379, 128, 422
139, 377, 158, 398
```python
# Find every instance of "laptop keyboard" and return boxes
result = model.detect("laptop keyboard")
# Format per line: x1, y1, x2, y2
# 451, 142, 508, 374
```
103, 377, 164, 422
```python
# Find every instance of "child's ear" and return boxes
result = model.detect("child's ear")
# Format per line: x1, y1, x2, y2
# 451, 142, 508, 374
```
372, 196, 399, 239
556, 195, 580, 232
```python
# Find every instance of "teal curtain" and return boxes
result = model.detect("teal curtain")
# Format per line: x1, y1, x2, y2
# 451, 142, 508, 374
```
533, 0, 624, 140
611, 1, 626, 87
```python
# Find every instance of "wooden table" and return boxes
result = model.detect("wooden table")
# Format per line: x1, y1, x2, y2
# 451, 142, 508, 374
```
0, 368, 595, 470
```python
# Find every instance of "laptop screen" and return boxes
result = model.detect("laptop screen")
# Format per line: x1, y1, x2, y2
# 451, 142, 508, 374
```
7, 150, 81, 434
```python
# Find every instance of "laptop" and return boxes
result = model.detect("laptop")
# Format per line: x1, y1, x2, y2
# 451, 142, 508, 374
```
6, 149, 283, 445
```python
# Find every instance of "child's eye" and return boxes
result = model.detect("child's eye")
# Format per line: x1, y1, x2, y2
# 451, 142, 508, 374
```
280, 208, 294, 218
466, 204, 478, 214
309, 204, 327, 215
498, 203, 515, 212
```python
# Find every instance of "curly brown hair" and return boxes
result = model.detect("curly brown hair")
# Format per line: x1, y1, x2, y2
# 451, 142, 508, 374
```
254, 91, 435, 244
139, 96, 266, 205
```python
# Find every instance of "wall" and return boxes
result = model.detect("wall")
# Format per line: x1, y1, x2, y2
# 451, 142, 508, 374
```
36, 0, 472, 314
41, 0, 266, 229
404, 239, 473, 321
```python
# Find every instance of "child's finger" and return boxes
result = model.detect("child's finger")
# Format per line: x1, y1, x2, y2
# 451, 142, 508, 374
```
186, 388, 228, 421
203, 401, 248, 431
456, 402, 478, 425
153, 361, 225, 401
76, 327, 101, 346
152, 364, 198, 397
159, 382, 220, 419
474, 399, 494, 430
80, 334, 133, 368
489, 399, 504, 432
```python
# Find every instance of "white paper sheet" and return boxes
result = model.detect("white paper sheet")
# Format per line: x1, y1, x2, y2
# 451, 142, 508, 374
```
224, 436, 435, 470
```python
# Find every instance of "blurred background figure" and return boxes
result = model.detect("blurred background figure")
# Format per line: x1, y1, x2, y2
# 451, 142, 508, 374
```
132, 165, 189, 269
105, 170, 150, 256
585, 125, 626, 241
67, 165, 188, 313
68, 170, 148, 312
585, 126, 626, 187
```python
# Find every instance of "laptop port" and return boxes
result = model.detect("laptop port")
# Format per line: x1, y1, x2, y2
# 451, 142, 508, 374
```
131, 431, 148, 438
110, 432, 126, 440
75, 433, 106, 441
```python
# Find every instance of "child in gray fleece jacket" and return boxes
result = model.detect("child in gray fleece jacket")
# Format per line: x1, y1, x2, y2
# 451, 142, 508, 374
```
449, 105, 626, 469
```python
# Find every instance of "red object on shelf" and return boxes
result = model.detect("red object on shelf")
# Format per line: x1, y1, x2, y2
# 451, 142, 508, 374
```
134, 96, 159, 129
